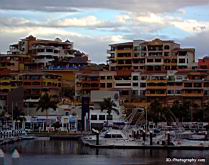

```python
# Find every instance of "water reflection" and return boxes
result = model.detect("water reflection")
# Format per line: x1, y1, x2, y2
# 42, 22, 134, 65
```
0, 138, 208, 165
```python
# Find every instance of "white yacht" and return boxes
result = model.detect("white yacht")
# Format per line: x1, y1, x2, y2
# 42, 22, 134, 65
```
81, 128, 166, 147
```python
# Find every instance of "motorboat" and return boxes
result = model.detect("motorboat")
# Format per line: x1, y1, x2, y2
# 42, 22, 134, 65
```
81, 127, 168, 147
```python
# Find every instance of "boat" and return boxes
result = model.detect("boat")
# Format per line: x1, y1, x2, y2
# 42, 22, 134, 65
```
81, 127, 168, 148
81, 126, 209, 149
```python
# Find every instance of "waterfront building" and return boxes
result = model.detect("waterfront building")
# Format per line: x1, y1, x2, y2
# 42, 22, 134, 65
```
75, 39, 209, 110
89, 90, 121, 130
108, 39, 196, 72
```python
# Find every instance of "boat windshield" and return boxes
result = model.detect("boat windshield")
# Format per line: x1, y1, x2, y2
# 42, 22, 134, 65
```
104, 134, 123, 138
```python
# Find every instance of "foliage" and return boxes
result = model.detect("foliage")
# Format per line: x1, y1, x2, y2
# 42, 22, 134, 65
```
36, 93, 58, 112
62, 87, 75, 99
100, 98, 119, 116
148, 99, 176, 124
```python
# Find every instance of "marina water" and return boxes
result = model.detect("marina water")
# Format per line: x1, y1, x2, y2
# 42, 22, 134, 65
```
0, 138, 208, 165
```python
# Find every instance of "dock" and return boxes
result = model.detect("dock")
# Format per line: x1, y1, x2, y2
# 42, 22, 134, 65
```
83, 142, 209, 150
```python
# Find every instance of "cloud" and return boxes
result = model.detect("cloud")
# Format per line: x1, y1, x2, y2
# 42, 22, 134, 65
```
0, 26, 126, 63
0, 0, 209, 13
132, 13, 209, 33
181, 30, 209, 59
0, 16, 123, 29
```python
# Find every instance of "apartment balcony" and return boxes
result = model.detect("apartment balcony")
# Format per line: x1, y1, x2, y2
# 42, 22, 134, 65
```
164, 63, 177, 66
81, 80, 100, 84
116, 63, 132, 66
116, 56, 132, 60
37, 52, 59, 57
181, 93, 204, 97
107, 55, 115, 59
146, 79, 167, 83
107, 50, 115, 54
81, 86, 99, 90
0, 86, 13, 90
116, 49, 132, 53
146, 86, 167, 90
145, 93, 167, 97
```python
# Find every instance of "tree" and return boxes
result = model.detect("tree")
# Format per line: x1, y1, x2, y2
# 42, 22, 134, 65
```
148, 99, 176, 125
100, 98, 119, 124
147, 99, 164, 124
13, 106, 26, 129
62, 87, 75, 99
0, 110, 6, 129
202, 100, 209, 121
36, 93, 58, 130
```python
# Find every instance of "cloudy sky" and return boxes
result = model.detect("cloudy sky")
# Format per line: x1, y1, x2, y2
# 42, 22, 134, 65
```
1, 0, 209, 63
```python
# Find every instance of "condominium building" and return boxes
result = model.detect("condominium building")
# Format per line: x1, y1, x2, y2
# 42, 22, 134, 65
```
18, 72, 62, 100
7, 35, 75, 67
75, 38, 209, 104
108, 38, 196, 72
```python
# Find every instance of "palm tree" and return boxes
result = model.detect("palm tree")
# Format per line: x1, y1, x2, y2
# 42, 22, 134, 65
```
202, 100, 209, 121
100, 98, 119, 124
13, 106, 26, 129
36, 93, 58, 130
148, 99, 176, 126
0, 110, 6, 129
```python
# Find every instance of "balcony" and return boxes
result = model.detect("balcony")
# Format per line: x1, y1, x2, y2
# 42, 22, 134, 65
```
116, 56, 132, 60
116, 49, 132, 54
146, 86, 167, 90
145, 93, 167, 97
81, 80, 100, 84
81, 86, 99, 90
181, 93, 204, 97
107, 50, 115, 54
117, 62, 132, 66
146, 80, 167, 83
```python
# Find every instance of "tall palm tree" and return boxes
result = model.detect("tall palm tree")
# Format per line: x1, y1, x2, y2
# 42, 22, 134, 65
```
202, 100, 209, 121
13, 106, 26, 129
148, 99, 176, 125
0, 110, 6, 129
100, 98, 119, 124
36, 93, 58, 130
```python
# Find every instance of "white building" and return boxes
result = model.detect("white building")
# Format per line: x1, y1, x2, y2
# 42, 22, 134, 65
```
89, 90, 122, 130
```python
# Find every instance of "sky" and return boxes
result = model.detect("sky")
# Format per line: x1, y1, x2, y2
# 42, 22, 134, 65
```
1, 0, 209, 63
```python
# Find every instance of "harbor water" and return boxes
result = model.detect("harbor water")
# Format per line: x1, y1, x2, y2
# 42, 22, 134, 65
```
0, 138, 208, 165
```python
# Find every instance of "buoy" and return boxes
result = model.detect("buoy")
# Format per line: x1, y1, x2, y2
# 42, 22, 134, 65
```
0, 149, 4, 158
12, 149, 20, 158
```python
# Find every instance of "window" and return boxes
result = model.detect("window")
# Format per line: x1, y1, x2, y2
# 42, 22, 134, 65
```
194, 83, 201, 87
147, 59, 153, 62
140, 83, 146, 87
179, 59, 185, 63
116, 83, 131, 86
104, 134, 111, 138
100, 83, 105, 88
91, 115, 97, 120
176, 90, 181, 94
133, 83, 138, 87
184, 83, 192, 87
141, 76, 147, 80
107, 76, 112, 80
107, 83, 112, 88
155, 59, 161, 62
32, 82, 40, 85
112, 134, 123, 138
99, 115, 105, 120
107, 115, 113, 120
100, 76, 105, 80
133, 76, 138, 80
